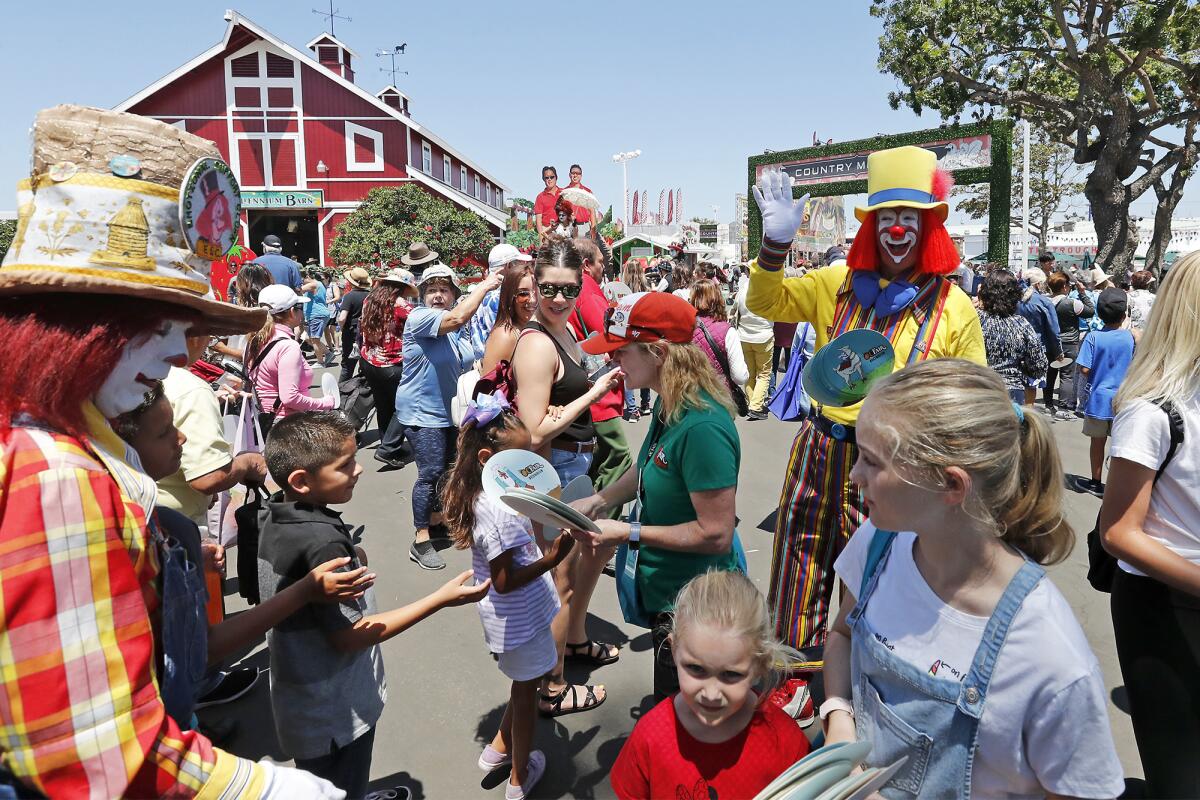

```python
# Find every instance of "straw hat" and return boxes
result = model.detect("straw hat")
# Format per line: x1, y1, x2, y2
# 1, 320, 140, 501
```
401, 241, 440, 267
379, 267, 417, 290
343, 266, 372, 289
0, 105, 266, 335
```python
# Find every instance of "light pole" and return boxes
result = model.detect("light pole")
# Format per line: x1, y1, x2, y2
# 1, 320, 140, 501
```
1021, 120, 1031, 273
612, 150, 641, 227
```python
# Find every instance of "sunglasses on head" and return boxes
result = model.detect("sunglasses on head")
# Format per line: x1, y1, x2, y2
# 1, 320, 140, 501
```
537, 281, 581, 299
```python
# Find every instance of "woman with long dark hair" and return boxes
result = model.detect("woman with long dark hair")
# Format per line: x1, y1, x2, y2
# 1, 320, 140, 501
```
360, 268, 417, 439
480, 263, 537, 375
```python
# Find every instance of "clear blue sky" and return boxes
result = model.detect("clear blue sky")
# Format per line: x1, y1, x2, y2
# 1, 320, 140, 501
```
1, 0, 1192, 225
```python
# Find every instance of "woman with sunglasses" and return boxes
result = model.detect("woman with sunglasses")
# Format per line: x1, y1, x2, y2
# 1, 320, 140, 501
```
512, 238, 625, 717
480, 263, 536, 375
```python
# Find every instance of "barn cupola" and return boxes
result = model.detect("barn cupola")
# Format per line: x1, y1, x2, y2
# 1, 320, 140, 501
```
377, 85, 410, 117
306, 33, 357, 83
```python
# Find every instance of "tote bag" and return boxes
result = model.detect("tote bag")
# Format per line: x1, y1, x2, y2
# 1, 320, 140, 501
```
767, 323, 812, 422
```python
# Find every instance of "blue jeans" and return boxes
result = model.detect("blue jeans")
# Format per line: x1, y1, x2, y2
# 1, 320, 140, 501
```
623, 388, 650, 414
549, 446, 593, 487
404, 425, 457, 529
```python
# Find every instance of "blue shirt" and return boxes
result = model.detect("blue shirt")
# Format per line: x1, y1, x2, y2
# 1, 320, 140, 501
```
1077, 328, 1135, 420
468, 289, 500, 361
305, 282, 330, 320
254, 253, 302, 290
395, 307, 474, 427
1017, 291, 1062, 359
1072, 289, 1104, 332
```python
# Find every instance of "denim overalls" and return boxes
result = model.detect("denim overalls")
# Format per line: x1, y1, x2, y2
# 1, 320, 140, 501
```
848, 531, 1045, 798
151, 515, 210, 730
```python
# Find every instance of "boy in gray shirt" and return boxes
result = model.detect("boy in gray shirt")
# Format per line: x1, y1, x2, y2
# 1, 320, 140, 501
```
258, 412, 490, 799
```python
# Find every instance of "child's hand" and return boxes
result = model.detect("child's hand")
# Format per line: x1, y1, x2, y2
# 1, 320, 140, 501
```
547, 532, 576, 564
308, 556, 375, 603
435, 570, 492, 607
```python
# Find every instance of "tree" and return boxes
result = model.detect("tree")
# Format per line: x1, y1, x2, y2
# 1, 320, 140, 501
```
689, 216, 717, 225
872, 0, 1200, 276
328, 184, 496, 272
957, 125, 1085, 247
0, 220, 14, 263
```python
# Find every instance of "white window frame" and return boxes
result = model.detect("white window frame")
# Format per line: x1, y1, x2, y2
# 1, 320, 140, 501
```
421, 141, 432, 175
497, 188, 504, 208
474, 175, 481, 200
443, 155, 452, 184
460, 166, 467, 192
344, 121, 384, 172
486, 183, 492, 206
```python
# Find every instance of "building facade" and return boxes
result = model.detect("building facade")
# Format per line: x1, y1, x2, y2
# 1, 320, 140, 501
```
116, 9, 507, 267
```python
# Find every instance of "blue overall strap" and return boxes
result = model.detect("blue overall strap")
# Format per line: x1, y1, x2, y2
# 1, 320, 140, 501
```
859, 528, 899, 599
956, 560, 1045, 718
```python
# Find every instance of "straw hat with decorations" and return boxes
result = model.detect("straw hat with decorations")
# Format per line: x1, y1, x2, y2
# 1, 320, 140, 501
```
0, 105, 265, 335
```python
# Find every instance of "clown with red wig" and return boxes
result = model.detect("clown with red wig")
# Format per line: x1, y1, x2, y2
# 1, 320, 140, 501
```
746, 145, 985, 657
0, 106, 343, 798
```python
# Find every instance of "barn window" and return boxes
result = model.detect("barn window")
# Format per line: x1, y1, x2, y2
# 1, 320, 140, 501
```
238, 139, 266, 186
266, 52, 295, 78
421, 142, 432, 175
266, 87, 293, 108
268, 139, 297, 187
460, 166, 467, 192
230, 53, 259, 77
443, 155, 452, 184
344, 122, 384, 172
474, 176, 481, 201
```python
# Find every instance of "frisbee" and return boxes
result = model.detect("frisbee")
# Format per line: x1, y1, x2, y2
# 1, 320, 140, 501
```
801, 329, 895, 407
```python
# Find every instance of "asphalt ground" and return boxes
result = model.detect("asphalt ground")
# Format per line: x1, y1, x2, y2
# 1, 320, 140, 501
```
200, 367, 1141, 799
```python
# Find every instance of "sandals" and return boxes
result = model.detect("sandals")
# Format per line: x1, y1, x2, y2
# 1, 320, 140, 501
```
565, 639, 620, 666
538, 683, 606, 717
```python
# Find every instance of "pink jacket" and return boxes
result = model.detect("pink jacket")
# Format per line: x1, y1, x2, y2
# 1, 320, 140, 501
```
251, 324, 337, 418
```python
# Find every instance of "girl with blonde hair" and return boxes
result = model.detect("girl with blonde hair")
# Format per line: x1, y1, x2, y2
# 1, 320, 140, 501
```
1101, 251, 1200, 797
822, 358, 1123, 798
572, 292, 744, 698
609, 570, 810, 799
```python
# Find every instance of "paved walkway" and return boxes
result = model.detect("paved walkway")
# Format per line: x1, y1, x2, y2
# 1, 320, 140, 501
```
202, 387, 1140, 798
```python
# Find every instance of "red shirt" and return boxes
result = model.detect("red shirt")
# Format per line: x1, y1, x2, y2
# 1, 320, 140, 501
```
565, 181, 593, 223
534, 186, 561, 228
610, 696, 811, 800
570, 273, 622, 422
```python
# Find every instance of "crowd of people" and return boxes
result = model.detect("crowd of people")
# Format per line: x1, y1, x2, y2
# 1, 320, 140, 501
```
1, 107, 1197, 800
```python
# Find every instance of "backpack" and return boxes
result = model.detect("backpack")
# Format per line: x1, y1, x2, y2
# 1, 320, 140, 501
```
1087, 400, 1185, 592
338, 374, 375, 431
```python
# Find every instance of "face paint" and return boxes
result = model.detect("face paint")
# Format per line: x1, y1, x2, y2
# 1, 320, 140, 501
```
876, 207, 922, 272
95, 319, 190, 417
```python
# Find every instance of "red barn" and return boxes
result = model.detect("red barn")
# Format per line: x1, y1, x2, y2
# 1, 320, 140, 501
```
116, 9, 508, 266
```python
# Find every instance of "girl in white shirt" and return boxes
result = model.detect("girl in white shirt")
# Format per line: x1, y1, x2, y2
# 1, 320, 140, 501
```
1101, 251, 1200, 798
822, 358, 1123, 800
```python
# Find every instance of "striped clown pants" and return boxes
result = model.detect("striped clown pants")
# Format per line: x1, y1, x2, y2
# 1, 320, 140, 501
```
767, 417, 867, 651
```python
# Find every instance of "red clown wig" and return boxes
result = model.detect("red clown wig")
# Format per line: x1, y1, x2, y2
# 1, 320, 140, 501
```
846, 209, 961, 275
0, 295, 180, 437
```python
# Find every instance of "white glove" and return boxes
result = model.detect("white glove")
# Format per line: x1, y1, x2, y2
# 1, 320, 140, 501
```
320, 372, 339, 400
258, 760, 346, 799
751, 168, 811, 244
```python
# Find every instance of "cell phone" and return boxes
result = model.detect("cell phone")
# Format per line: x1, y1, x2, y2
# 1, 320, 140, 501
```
589, 361, 619, 383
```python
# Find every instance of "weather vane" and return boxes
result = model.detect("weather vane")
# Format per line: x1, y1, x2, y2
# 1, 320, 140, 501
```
376, 44, 408, 84
312, 0, 351, 35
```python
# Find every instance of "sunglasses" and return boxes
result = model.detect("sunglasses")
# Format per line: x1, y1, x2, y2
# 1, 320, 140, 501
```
515, 289, 535, 299
537, 281, 581, 299
542, 174, 556, 181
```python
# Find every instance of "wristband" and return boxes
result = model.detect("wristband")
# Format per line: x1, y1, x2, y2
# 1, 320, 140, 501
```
628, 521, 641, 550
818, 696, 854, 722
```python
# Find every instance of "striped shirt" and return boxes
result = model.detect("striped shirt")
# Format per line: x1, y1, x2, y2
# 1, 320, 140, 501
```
470, 493, 560, 653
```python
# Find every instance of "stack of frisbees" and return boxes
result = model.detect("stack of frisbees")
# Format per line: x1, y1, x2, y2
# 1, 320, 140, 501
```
482, 450, 600, 536
753, 741, 906, 800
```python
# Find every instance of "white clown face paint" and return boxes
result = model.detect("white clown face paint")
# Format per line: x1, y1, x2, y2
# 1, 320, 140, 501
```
95, 319, 190, 417
876, 207, 922, 274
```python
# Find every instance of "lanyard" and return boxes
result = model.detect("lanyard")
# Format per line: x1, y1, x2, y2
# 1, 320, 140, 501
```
635, 415, 666, 522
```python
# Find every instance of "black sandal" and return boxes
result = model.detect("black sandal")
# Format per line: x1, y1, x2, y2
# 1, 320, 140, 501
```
565, 639, 620, 666
538, 683, 606, 717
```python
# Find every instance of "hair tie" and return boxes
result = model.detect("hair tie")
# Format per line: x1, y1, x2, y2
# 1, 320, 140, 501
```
1012, 401, 1026, 425
461, 391, 511, 429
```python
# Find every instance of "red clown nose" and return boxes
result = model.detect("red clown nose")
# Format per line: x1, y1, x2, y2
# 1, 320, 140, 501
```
887, 225, 906, 238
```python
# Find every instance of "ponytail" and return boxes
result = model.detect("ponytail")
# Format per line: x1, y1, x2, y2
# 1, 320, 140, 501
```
996, 410, 1073, 565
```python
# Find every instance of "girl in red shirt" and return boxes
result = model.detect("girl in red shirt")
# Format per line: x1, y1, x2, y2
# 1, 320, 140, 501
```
609, 571, 810, 800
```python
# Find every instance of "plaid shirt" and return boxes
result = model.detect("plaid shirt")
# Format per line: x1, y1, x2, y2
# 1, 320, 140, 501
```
0, 411, 265, 799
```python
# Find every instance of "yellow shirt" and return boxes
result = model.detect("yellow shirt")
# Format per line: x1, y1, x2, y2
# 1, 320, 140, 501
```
746, 260, 986, 425
157, 366, 232, 524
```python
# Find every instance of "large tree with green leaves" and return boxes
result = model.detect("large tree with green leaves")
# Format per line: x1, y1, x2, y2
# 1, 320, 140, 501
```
957, 125, 1085, 246
871, 0, 1200, 276
328, 184, 496, 271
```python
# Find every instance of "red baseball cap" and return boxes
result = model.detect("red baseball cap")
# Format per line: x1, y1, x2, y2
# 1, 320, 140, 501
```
580, 291, 697, 355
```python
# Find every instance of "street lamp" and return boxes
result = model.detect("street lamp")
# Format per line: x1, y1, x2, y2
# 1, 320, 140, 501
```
612, 149, 641, 227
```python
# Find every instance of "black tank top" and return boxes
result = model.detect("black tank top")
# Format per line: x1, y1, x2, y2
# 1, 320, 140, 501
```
522, 321, 594, 442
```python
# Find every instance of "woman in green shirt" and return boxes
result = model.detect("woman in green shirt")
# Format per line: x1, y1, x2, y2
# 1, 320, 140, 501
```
574, 291, 742, 698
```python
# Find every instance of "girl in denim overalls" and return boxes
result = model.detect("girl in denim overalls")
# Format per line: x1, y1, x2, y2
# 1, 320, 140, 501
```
821, 359, 1124, 799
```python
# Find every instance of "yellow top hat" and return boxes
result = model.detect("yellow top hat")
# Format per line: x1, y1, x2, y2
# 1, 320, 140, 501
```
0, 105, 265, 335
854, 145, 950, 222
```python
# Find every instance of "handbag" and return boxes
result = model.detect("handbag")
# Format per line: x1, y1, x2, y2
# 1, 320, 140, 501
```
697, 320, 749, 417
767, 323, 813, 422
1087, 400, 1184, 592
235, 485, 270, 606
473, 358, 519, 407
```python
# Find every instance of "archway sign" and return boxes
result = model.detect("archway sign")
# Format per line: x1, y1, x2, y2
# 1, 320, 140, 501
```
747, 119, 1013, 263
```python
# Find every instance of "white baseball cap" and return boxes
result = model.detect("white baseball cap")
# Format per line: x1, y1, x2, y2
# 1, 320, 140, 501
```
487, 243, 533, 273
258, 284, 310, 314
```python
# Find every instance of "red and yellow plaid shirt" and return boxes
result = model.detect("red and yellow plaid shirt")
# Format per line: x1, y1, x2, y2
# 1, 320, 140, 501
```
0, 412, 266, 799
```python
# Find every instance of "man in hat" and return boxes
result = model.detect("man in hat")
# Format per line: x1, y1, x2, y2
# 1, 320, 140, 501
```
0, 106, 342, 798
337, 266, 373, 381
400, 240, 441, 280
254, 233, 302, 290
747, 146, 985, 663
